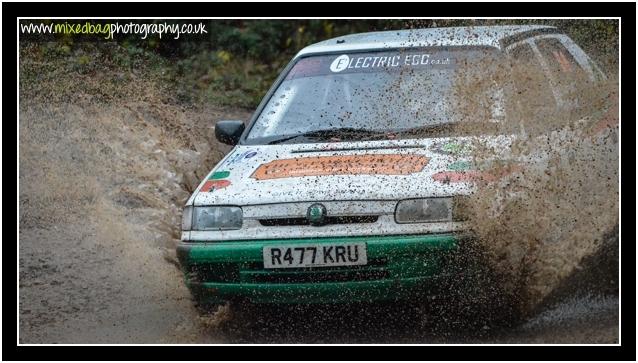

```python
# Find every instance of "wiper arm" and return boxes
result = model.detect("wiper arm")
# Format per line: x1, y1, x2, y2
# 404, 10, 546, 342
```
267, 133, 309, 145
267, 127, 384, 144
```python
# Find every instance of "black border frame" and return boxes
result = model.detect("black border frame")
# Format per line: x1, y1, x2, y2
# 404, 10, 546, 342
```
4, 2, 636, 361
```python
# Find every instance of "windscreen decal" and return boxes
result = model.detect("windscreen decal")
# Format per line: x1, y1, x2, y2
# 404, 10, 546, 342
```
251, 154, 429, 180
330, 53, 453, 73
286, 51, 457, 80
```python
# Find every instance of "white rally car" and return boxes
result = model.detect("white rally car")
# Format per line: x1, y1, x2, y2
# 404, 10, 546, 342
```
178, 25, 609, 308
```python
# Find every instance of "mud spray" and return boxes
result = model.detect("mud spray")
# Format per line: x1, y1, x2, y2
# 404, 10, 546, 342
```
449, 59, 619, 317
18, 40, 252, 341
333, 24, 619, 323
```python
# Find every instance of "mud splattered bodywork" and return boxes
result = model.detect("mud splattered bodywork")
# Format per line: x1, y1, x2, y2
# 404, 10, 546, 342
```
178, 25, 614, 307
178, 139, 473, 304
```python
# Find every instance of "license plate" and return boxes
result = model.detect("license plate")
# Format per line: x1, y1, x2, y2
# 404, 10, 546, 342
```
263, 243, 367, 269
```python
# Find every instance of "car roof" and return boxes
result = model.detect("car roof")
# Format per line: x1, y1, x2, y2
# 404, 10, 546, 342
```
295, 25, 558, 58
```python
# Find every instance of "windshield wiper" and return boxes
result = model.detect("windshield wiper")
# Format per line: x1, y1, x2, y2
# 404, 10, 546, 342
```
265, 124, 461, 145
267, 127, 385, 145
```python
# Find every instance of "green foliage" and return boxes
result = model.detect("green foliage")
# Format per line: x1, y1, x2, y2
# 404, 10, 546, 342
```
20, 19, 618, 109
19, 40, 174, 105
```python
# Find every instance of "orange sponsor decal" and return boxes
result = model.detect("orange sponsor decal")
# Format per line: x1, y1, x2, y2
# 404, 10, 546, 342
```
200, 179, 231, 192
251, 154, 429, 180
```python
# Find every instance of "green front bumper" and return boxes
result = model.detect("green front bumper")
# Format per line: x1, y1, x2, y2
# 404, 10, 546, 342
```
177, 234, 460, 304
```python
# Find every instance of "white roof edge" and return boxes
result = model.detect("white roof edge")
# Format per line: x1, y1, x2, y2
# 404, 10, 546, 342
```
295, 25, 558, 59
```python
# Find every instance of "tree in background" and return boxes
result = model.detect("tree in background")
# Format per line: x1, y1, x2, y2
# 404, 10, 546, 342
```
20, 19, 618, 108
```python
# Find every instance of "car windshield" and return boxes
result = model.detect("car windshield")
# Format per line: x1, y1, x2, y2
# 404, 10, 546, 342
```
245, 47, 517, 145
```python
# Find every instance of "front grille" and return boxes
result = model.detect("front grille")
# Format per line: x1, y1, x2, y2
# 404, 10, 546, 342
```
187, 259, 391, 284
259, 215, 378, 226
243, 258, 390, 284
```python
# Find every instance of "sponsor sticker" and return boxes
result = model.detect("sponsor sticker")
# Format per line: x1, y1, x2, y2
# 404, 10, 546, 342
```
431, 141, 471, 156
330, 54, 350, 73
225, 149, 259, 165
251, 154, 429, 181
432, 171, 482, 184
447, 161, 473, 171
244, 151, 258, 159
200, 179, 231, 192
327, 53, 452, 73
210, 170, 230, 180
286, 50, 457, 80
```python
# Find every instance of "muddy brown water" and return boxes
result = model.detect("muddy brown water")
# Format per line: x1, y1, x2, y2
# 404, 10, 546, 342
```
18, 98, 618, 344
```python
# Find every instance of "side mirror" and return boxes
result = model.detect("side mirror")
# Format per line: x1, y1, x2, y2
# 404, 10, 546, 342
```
215, 120, 245, 145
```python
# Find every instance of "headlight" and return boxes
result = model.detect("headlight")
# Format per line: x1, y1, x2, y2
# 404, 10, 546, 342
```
182, 206, 243, 231
182, 206, 193, 230
395, 198, 452, 223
